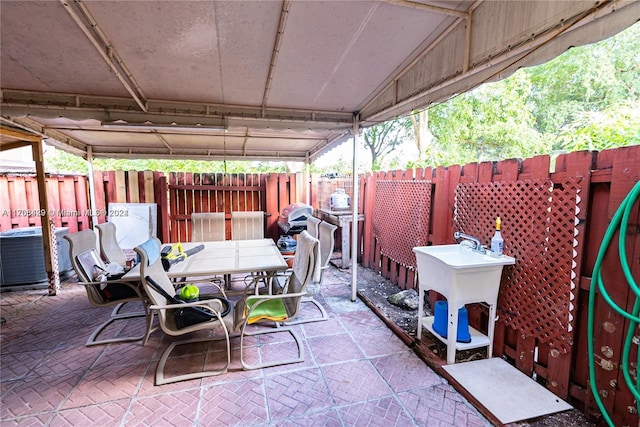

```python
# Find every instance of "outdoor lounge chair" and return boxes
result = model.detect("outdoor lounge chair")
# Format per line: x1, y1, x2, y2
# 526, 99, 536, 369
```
235, 230, 319, 369
95, 222, 128, 266
306, 216, 321, 239
191, 212, 226, 242
64, 229, 149, 346
285, 220, 336, 325
135, 238, 233, 385
231, 211, 265, 240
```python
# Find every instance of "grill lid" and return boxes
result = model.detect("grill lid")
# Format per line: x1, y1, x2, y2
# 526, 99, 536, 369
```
277, 203, 313, 234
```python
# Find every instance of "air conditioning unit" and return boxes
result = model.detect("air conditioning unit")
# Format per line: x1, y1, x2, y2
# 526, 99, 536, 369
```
0, 226, 73, 289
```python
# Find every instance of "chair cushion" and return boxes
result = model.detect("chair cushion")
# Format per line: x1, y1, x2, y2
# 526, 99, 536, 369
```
246, 298, 287, 324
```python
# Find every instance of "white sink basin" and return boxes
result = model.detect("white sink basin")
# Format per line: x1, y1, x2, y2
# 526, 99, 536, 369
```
413, 244, 515, 364
414, 244, 516, 270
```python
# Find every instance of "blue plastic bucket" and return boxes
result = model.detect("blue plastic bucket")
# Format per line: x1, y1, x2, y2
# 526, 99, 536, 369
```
432, 300, 471, 343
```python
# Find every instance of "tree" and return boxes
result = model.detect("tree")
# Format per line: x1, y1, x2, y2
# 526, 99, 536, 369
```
407, 109, 434, 163
427, 71, 546, 166
556, 101, 640, 151
361, 119, 407, 171
526, 23, 640, 143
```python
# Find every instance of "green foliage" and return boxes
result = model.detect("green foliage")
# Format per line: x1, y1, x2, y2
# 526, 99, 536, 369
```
556, 102, 640, 151
427, 72, 548, 166
44, 149, 294, 175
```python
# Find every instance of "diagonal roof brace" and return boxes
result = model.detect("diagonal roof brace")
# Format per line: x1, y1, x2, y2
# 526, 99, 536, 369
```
59, 0, 148, 113
383, 0, 469, 18
262, 0, 292, 114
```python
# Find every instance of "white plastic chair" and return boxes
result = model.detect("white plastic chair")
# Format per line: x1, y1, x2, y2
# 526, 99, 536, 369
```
191, 212, 226, 242
231, 211, 264, 240
306, 216, 321, 239
65, 230, 149, 346
285, 221, 336, 325
95, 222, 128, 266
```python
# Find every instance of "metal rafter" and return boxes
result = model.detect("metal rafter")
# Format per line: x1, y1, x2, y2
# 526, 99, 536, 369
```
262, 0, 292, 114
383, 0, 469, 18
59, 0, 148, 112
0, 116, 87, 156
0, 89, 354, 128
359, 1, 479, 117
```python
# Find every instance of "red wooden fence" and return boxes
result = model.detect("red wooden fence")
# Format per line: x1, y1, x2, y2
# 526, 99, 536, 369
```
0, 174, 90, 232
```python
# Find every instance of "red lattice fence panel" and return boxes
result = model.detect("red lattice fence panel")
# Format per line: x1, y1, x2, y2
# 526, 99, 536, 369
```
372, 180, 432, 270
454, 179, 580, 354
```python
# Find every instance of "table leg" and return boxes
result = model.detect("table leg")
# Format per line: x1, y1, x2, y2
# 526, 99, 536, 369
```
341, 222, 350, 268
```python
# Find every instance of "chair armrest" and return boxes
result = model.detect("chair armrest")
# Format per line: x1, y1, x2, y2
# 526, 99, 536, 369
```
77, 279, 139, 288
149, 300, 225, 312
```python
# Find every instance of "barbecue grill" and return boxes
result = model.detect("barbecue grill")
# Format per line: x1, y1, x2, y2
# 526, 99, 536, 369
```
277, 203, 313, 235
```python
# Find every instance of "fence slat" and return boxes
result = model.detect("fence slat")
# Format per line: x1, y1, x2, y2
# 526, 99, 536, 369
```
128, 171, 139, 203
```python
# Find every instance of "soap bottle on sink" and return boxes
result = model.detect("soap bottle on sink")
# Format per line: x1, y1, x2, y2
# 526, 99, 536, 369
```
490, 216, 503, 257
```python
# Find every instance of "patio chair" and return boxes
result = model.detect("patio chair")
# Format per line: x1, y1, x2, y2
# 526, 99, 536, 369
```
64, 230, 149, 346
306, 215, 321, 239
235, 230, 319, 369
134, 238, 233, 385
191, 212, 226, 242
285, 220, 336, 325
231, 211, 264, 240
95, 222, 128, 266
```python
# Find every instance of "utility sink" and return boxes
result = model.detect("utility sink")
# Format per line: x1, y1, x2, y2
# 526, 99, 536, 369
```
415, 244, 516, 269
413, 244, 515, 364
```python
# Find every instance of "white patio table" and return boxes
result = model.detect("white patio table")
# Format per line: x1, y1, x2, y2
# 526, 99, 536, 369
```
123, 238, 288, 283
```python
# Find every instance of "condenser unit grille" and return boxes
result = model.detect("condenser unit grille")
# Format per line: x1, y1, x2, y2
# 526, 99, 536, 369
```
0, 227, 72, 287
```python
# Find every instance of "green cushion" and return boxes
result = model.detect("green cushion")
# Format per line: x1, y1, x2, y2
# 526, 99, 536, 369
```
246, 298, 287, 324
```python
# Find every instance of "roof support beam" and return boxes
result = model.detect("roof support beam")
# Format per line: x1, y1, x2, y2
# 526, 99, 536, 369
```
383, 0, 469, 18
59, 0, 148, 112
0, 116, 87, 156
1, 90, 354, 127
362, 0, 482, 115
0, 127, 40, 143
0, 140, 33, 151
350, 113, 360, 302
32, 138, 59, 295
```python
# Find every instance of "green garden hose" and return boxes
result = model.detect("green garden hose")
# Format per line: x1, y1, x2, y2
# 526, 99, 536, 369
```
588, 180, 640, 426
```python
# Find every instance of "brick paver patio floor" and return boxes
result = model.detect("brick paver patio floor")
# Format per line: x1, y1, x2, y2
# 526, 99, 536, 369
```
0, 265, 491, 426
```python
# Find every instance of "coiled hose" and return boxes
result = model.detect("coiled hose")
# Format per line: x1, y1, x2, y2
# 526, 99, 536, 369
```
588, 180, 640, 426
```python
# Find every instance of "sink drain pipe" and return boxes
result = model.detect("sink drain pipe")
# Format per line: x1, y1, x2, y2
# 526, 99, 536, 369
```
588, 180, 640, 426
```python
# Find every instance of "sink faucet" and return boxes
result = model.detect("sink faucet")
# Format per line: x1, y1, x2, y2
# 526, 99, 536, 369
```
453, 231, 486, 254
